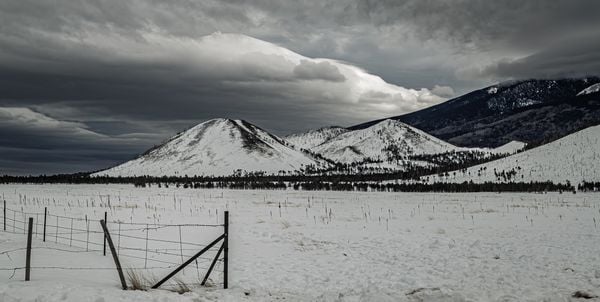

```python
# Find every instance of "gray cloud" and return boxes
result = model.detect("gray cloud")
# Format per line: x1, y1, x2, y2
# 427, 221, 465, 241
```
476, 34, 600, 80
0, 0, 598, 174
0, 31, 447, 174
0, 108, 156, 175
430, 85, 455, 98
293, 60, 346, 82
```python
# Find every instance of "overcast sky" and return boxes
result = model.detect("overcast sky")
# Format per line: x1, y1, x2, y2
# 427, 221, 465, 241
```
1, 0, 600, 175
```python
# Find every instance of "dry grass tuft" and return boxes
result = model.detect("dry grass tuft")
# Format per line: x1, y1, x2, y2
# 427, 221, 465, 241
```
169, 278, 192, 294
126, 269, 156, 291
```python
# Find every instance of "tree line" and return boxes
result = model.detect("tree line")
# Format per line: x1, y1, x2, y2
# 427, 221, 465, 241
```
578, 181, 600, 192
130, 179, 574, 193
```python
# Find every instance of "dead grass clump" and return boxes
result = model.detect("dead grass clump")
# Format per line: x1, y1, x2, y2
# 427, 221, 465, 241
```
126, 269, 155, 291
169, 278, 192, 294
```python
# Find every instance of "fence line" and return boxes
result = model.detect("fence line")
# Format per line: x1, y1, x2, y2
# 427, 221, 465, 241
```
0, 201, 229, 289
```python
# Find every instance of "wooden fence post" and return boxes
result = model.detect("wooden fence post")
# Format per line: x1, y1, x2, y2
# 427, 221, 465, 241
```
224, 211, 229, 289
25, 217, 33, 281
103, 211, 107, 256
100, 219, 127, 290
43, 207, 47, 242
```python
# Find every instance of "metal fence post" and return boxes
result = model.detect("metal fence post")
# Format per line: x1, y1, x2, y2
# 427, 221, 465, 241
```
25, 217, 33, 281
43, 207, 47, 242
223, 211, 229, 289
103, 211, 107, 256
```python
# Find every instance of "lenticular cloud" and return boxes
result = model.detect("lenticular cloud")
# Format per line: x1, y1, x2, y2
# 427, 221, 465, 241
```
28, 29, 450, 116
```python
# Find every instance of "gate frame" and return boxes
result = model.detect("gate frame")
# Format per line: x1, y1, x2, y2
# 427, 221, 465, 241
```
151, 210, 229, 289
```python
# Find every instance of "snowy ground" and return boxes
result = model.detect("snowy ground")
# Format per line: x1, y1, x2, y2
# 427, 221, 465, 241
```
1, 184, 600, 301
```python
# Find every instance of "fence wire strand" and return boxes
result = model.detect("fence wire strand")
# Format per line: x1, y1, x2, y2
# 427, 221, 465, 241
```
0, 203, 228, 289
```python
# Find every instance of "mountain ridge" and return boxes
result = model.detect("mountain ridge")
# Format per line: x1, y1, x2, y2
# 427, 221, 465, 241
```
293, 119, 525, 172
349, 77, 600, 148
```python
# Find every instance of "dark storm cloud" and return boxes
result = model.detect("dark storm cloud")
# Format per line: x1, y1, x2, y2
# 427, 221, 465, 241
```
351, 1, 600, 47
0, 0, 598, 174
478, 35, 600, 79
0, 107, 155, 175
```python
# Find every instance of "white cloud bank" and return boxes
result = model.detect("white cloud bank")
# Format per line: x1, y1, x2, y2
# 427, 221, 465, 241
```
26, 29, 452, 118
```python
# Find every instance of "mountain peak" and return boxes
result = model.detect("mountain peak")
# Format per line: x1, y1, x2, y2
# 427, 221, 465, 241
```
312, 118, 456, 165
94, 118, 326, 177
371, 119, 411, 129
196, 117, 238, 125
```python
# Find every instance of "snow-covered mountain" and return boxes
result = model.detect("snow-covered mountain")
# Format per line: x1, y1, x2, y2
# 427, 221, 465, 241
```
312, 120, 456, 164
93, 118, 327, 177
284, 126, 348, 149
425, 125, 600, 185
309, 119, 523, 167
93, 117, 527, 178
350, 77, 600, 148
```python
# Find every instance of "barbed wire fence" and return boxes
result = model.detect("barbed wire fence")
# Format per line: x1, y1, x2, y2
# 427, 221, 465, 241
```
0, 200, 229, 291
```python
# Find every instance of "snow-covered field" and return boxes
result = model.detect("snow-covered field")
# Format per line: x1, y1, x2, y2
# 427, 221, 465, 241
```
1, 184, 599, 301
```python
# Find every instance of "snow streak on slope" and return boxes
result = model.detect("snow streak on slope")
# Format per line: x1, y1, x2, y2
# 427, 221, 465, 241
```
284, 126, 348, 149
427, 125, 600, 185
577, 83, 600, 96
94, 118, 325, 177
